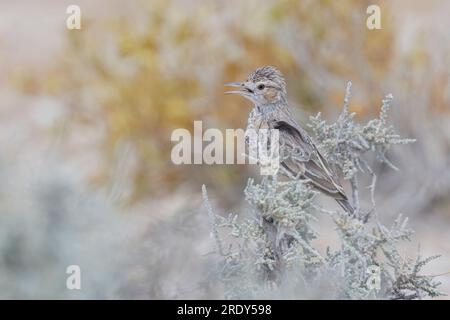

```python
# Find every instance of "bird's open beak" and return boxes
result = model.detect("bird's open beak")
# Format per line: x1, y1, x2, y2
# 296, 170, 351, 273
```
224, 82, 254, 98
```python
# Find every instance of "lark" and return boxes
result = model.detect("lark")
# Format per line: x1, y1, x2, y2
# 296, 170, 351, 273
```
225, 66, 354, 214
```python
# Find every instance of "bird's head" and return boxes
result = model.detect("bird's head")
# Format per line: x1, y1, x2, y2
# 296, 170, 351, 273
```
225, 66, 287, 106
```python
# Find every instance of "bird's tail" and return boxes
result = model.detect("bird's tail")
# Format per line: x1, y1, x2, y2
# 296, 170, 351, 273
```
335, 198, 355, 215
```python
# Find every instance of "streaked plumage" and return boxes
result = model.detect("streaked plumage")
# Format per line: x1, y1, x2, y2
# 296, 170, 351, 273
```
225, 66, 354, 214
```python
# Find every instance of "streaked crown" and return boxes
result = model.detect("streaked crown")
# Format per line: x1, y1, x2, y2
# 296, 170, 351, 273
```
248, 66, 287, 95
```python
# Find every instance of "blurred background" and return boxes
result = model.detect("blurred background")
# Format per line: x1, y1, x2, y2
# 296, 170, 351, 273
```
0, 0, 449, 298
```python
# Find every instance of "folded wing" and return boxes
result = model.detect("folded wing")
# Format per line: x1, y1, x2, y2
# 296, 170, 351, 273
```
270, 120, 348, 201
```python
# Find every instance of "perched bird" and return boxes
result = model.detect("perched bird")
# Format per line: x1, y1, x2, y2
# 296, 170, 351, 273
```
225, 66, 354, 214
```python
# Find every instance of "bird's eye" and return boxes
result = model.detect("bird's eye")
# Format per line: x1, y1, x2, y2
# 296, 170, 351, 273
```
257, 84, 265, 90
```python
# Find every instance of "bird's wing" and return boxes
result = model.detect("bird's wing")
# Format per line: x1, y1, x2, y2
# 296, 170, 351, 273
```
270, 120, 347, 200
